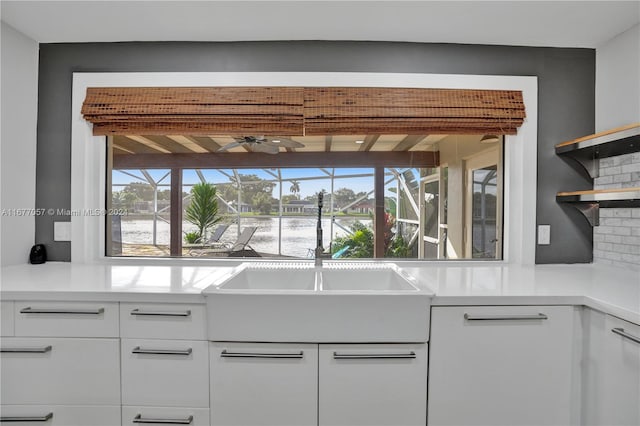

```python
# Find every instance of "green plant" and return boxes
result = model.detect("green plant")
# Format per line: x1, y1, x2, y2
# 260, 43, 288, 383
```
331, 213, 413, 259
184, 231, 202, 244
332, 222, 374, 259
185, 182, 221, 241
386, 234, 411, 258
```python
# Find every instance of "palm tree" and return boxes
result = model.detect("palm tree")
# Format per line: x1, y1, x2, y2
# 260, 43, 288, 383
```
289, 180, 301, 200
185, 182, 222, 242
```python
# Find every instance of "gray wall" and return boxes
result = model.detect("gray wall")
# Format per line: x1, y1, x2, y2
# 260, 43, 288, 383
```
35, 41, 595, 263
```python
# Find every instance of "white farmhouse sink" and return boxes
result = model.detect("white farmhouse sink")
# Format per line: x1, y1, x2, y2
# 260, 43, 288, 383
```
320, 268, 419, 291
217, 268, 316, 291
204, 263, 432, 343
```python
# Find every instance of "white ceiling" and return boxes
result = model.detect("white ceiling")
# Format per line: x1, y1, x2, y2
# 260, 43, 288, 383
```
1, 1, 639, 48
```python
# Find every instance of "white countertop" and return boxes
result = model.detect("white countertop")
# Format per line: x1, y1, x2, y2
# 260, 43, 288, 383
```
1, 262, 639, 324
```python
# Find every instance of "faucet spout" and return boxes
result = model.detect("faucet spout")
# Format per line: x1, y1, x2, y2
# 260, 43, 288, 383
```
315, 191, 326, 267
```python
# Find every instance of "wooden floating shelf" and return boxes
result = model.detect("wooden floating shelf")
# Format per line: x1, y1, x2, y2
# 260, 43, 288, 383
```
555, 123, 640, 178
556, 187, 640, 226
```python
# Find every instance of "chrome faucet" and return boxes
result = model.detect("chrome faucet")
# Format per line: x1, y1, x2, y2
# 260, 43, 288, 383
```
315, 191, 329, 267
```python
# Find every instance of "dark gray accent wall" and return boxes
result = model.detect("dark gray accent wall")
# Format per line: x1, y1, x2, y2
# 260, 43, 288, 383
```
35, 41, 594, 263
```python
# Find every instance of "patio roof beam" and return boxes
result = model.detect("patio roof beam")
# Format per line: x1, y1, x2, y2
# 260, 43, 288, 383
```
113, 151, 439, 169
359, 134, 380, 152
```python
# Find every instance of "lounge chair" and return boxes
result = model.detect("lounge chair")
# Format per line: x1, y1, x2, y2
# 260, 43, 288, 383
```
198, 227, 259, 257
184, 224, 229, 255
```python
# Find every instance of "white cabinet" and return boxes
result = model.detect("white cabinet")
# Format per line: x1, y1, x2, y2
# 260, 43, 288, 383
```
0, 405, 121, 426
601, 315, 640, 425
210, 342, 318, 426
585, 314, 640, 426
0, 301, 14, 336
0, 337, 120, 405
14, 301, 119, 337
428, 305, 577, 426
318, 343, 427, 426
120, 302, 206, 340
121, 338, 209, 408
122, 406, 210, 426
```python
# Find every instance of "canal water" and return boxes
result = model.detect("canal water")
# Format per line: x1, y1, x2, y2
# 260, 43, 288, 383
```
119, 217, 371, 258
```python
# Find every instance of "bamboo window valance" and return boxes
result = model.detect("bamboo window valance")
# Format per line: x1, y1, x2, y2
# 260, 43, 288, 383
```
82, 86, 525, 136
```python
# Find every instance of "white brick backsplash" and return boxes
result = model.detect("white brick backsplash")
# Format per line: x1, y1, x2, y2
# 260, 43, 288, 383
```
622, 218, 640, 227
612, 208, 633, 218
596, 242, 613, 251
599, 157, 616, 168
613, 173, 632, 183
594, 152, 640, 269
622, 163, 640, 173
600, 217, 622, 226
594, 175, 613, 185
604, 234, 623, 244
622, 235, 640, 245
600, 166, 621, 176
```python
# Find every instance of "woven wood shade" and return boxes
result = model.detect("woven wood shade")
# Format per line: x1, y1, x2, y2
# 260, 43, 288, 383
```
303, 88, 525, 135
82, 87, 305, 136
82, 86, 525, 136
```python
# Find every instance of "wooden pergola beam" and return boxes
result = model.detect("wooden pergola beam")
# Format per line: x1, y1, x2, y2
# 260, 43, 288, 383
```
359, 134, 380, 152
393, 135, 428, 151
113, 151, 439, 170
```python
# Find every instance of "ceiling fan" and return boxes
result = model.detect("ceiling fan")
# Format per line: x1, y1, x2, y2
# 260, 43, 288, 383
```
217, 136, 305, 154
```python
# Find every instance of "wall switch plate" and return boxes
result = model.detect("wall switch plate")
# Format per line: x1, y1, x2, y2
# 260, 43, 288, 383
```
54, 221, 71, 241
538, 224, 551, 245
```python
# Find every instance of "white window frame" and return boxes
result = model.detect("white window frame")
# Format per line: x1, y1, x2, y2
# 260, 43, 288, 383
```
70, 72, 538, 265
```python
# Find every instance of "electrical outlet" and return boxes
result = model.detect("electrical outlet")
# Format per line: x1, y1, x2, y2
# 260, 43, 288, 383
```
538, 225, 551, 245
54, 221, 71, 241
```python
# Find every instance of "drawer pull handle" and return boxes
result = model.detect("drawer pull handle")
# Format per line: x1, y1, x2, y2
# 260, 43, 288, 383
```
132, 347, 192, 356
131, 309, 191, 317
464, 313, 548, 321
0, 412, 53, 422
221, 349, 304, 359
133, 414, 193, 424
0, 345, 52, 354
333, 352, 416, 359
612, 328, 640, 344
20, 307, 104, 315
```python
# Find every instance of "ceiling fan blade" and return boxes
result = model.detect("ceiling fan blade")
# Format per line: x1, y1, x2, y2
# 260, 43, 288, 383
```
266, 137, 305, 148
251, 143, 279, 154
217, 141, 243, 152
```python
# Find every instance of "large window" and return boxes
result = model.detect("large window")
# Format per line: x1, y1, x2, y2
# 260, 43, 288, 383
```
107, 135, 503, 260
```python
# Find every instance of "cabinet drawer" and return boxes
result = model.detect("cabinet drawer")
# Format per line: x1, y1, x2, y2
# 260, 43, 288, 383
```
319, 343, 427, 426
0, 405, 120, 426
210, 342, 318, 426
120, 302, 206, 340
121, 339, 209, 408
1, 301, 14, 336
0, 338, 120, 405
122, 406, 210, 426
14, 301, 118, 337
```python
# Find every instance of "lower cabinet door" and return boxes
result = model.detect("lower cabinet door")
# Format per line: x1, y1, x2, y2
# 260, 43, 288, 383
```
210, 342, 318, 426
0, 405, 120, 426
0, 338, 120, 405
122, 406, 210, 426
121, 339, 209, 408
318, 343, 427, 426
428, 306, 576, 426
600, 315, 640, 426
